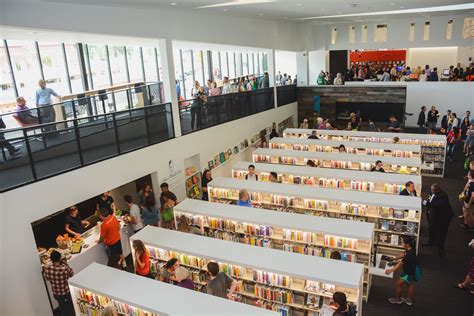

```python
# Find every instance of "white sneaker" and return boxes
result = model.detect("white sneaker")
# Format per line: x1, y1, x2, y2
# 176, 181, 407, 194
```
388, 297, 404, 304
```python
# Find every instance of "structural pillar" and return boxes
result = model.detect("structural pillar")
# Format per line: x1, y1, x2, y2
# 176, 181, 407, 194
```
296, 50, 309, 86
268, 49, 277, 108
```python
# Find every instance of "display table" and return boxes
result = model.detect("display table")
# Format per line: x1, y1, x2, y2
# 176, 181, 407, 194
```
69, 263, 277, 316
232, 161, 422, 195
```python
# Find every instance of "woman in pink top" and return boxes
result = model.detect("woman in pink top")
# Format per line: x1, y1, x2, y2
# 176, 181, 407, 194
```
209, 82, 221, 96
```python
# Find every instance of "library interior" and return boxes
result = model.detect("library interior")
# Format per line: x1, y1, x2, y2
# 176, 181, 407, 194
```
1, 0, 474, 316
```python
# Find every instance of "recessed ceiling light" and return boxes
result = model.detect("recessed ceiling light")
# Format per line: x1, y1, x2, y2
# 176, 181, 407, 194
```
258, 13, 264, 15
170, 2, 177, 5
389, 2, 395, 5
297, 3, 303, 6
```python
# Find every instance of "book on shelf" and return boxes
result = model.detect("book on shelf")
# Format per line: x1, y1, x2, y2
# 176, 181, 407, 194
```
393, 209, 405, 219
390, 234, 400, 246
380, 220, 389, 231
406, 222, 417, 234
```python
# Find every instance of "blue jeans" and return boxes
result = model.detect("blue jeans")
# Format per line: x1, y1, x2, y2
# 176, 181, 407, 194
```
447, 143, 456, 159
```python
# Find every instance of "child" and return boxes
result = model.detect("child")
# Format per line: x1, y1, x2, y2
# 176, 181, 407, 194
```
386, 236, 421, 306
446, 126, 460, 161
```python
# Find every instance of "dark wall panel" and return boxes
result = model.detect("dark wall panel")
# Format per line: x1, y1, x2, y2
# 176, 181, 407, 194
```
329, 50, 348, 77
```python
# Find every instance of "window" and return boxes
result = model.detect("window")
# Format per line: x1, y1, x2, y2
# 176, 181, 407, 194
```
108, 46, 128, 85
361, 25, 368, 43
349, 26, 355, 44
243, 53, 249, 75
7, 40, 42, 104
143, 47, 159, 82
236, 53, 243, 76
211, 51, 221, 80
408, 23, 416, 42
446, 20, 453, 40
249, 53, 255, 75
423, 21, 430, 41
374, 24, 388, 43
87, 45, 111, 89
229, 52, 236, 79
262, 53, 268, 73
64, 43, 83, 93
0, 41, 16, 105
256, 53, 261, 75
38, 42, 70, 95
182, 50, 193, 98
193, 50, 205, 85
203, 51, 210, 83
463, 18, 474, 39
127, 46, 144, 83
331, 28, 337, 44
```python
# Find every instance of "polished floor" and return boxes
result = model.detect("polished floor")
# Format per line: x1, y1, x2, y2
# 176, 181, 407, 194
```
363, 146, 474, 316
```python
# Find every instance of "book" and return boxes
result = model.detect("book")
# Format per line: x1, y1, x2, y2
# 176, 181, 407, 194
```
380, 220, 389, 231
393, 221, 403, 232
390, 234, 400, 245
393, 209, 405, 219
406, 222, 417, 234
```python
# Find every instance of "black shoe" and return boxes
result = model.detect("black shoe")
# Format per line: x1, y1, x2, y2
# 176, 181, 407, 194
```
422, 243, 433, 247
8, 147, 20, 155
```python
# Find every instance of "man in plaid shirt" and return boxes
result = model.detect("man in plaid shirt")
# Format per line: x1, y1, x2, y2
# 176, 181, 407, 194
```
43, 251, 75, 315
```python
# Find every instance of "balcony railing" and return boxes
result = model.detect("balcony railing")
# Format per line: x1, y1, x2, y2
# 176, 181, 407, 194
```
0, 102, 174, 192
277, 84, 297, 107
179, 87, 275, 135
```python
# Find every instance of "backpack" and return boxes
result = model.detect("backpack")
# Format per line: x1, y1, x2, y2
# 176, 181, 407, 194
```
347, 304, 357, 316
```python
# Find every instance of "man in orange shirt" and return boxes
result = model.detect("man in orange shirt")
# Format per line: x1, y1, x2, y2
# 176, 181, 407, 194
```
97, 207, 124, 268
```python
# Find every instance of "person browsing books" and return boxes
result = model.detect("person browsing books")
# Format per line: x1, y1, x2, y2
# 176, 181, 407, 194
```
175, 267, 194, 290
132, 240, 151, 278
237, 189, 252, 207
400, 181, 417, 197
423, 183, 454, 256
201, 170, 213, 201
245, 164, 258, 181
386, 236, 421, 306
268, 172, 279, 183
371, 160, 385, 172
331, 292, 357, 316
205, 261, 238, 299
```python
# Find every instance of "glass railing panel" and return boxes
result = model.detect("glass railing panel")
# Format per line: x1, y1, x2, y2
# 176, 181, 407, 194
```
115, 109, 148, 153
78, 116, 119, 165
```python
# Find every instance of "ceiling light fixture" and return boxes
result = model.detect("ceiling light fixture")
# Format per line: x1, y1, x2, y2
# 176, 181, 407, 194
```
297, 3, 303, 6
197, 0, 277, 9
390, 2, 396, 5
258, 13, 264, 15
223, 8, 228, 11
170, 2, 177, 5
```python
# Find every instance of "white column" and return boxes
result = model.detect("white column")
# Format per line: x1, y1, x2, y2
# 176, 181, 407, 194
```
268, 49, 277, 107
296, 50, 309, 86
158, 38, 181, 137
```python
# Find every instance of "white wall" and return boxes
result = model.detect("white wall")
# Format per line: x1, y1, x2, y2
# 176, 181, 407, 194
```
0, 103, 297, 316
406, 47, 459, 71
405, 82, 474, 127
275, 50, 298, 79
1, 0, 302, 52
457, 46, 474, 65
324, 12, 473, 50
309, 51, 328, 85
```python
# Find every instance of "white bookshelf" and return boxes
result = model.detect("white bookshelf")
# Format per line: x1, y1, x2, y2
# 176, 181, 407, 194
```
232, 161, 422, 195
174, 198, 374, 300
208, 177, 422, 255
132, 226, 365, 316
283, 128, 446, 177
69, 262, 277, 316
269, 137, 422, 158
253, 148, 422, 175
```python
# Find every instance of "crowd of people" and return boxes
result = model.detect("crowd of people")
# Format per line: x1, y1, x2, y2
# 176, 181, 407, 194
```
315, 62, 474, 85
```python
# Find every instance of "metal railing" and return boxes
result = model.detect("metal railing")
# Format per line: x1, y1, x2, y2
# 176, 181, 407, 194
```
179, 87, 275, 135
1, 82, 164, 131
277, 84, 297, 107
0, 102, 174, 192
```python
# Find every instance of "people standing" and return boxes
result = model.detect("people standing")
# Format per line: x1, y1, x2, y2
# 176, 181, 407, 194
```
36, 79, 61, 133
97, 191, 115, 215
245, 164, 259, 181
97, 207, 125, 268
400, 181, 417, 197
417, 106, 427, 133
260, 72, 270, 88
441, 110, 451, 132
423, 184, 454, 256
446, 127, 460, 161
209, 82, 221, 96
205, 261, 238, 299
132, 240, 151, 278
426, 106, 439, 131
300, 118, 309, 129
429, 67, 439, 81
222, 77, 234, 94
138, 183, 155, 208
161, 192, 176, 229
386, 237, 420, 306
124, 195, 144, 234
317, 71, 327, 85
42, 251, 75, 316
64, 206, 89, 237
455, 238, 474, 295
460, 171, 474, 231
201, 169, 213, 201
142, 195, 160, 227
159, 182, 177, 211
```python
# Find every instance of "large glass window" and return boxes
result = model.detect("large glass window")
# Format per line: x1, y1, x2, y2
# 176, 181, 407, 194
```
143, 47, 159, 82
87, 45, 111, 89
228, 52, 236, 79
108, 46, 128, 85
193, 50, 205, 86
249, 53, 255, 75
126, 46, 144, 83
64, 43, 83, 93
38, 42, 70, 94
182, 50, 193, 99
0, 41, 16, 105
203, 51, 210, 83
211, 51, 221, 80
236, 53, 243, 77
243, 53, 249, 75
8, 40, 42, 104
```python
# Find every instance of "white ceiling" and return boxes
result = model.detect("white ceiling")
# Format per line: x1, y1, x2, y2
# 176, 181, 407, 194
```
47, 0, 474, 21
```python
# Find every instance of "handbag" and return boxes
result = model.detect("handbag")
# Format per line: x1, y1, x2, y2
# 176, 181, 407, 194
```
162, 207, 174, 222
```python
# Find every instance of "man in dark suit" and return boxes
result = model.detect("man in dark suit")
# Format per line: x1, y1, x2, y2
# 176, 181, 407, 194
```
417, 106, 427, 133
423, 183, 454, 257
399, 181, 417, 197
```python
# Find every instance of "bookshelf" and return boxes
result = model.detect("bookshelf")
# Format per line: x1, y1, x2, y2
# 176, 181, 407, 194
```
232, 161, 422, 195
68, 263, 276, 316
269, 137, 421, 158
252, 148, 422, 175
174, 198, 374, 300
132, 226, 365, 316
208, 177, 422, 255
282, 129, 446, 177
